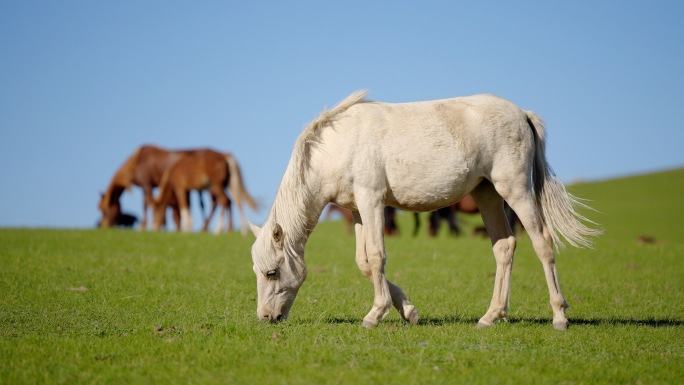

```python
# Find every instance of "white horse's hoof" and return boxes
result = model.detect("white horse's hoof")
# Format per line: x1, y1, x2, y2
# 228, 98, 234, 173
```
553, 320, 569, 331
361, 320, 377, 329
406, 307, 419, 325
476, 321, 494, 329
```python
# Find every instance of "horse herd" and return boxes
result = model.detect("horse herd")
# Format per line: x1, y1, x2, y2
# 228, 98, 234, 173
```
98, 145, 257, 234
99, 90, 601, 330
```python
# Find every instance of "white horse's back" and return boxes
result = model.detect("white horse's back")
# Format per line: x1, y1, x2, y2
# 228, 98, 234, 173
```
315, 94, 535, 212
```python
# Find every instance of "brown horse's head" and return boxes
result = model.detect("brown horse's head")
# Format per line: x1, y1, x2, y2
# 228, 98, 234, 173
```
98, 191, 121, 228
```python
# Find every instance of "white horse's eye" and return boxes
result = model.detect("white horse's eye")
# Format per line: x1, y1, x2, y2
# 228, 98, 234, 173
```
266, 270, 277, 280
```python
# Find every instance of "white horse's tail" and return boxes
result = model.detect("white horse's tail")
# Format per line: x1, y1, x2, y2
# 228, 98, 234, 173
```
526, 111, 602, 250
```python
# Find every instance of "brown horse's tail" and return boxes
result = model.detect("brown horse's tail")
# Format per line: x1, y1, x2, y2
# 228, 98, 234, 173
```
225, 154, 259, 211
526, 111, 602, 251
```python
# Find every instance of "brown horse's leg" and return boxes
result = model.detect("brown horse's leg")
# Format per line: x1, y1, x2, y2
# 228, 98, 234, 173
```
141, 185, 154, 231
176, 188, 192, 232
202, 194, 218, 232
171, 203, 181, 231
209, 186, 230, 234
227, 198, 235, 234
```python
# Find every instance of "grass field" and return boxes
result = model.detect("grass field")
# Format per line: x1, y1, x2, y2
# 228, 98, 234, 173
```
1, 169, 683, 384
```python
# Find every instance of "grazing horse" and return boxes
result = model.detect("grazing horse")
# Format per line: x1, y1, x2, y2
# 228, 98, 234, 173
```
99, 145, 200, 230
151, 150, 258, 234
249, 91, 600, 330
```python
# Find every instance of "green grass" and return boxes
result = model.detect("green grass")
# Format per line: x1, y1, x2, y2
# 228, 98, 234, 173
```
1, 169, 683, 384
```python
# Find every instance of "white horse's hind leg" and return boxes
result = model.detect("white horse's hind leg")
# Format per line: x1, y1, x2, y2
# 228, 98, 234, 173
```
505, 189, 570, 330
352, 207, 417, 327
471, 183, 516, 328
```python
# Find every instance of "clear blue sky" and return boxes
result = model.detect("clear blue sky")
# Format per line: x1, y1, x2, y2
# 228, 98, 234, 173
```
1, 1, 682, 229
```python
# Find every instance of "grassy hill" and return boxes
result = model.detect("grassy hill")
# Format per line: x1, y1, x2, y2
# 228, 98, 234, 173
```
1, 169, 682, 384
569, 168, 683, 242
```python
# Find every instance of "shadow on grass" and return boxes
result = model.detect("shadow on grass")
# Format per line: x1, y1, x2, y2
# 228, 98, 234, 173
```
321, 315, 684, 328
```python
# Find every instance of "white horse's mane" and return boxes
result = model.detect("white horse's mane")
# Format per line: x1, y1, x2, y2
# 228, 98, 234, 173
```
262, 91, 369, 268
292, 90, 369, 182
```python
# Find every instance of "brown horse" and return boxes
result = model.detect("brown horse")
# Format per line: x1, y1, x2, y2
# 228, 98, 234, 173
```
99, 145, 202, 230
151, 149, 258, 234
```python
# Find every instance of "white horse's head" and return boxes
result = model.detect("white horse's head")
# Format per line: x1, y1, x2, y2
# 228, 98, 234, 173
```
250, 222, 307, 322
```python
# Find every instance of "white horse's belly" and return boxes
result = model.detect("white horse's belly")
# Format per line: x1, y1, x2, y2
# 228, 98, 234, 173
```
384, 162, 477, 211
379, 140, 478, 210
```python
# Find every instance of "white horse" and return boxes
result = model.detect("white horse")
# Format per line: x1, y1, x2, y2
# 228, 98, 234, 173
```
250, 90, 600, 330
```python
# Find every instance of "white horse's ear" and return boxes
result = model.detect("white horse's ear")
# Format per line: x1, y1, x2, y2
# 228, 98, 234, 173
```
272, 223, 284, 246
249, 222, 261, 237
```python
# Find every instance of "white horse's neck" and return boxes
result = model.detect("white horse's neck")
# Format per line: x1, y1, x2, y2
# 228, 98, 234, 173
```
269, 162, 327, 254
264, 91, 368, 259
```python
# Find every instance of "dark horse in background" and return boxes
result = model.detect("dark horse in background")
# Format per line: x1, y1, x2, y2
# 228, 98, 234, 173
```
99, 145, 207, 230
414, 195, 521, 237
415, 195, 479, 236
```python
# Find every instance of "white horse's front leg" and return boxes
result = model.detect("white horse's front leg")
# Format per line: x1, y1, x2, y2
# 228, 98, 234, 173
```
352, 211, 390, 327
387, 280, 419, 325
362, 246, 392, 328
353, 207, 417, 327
